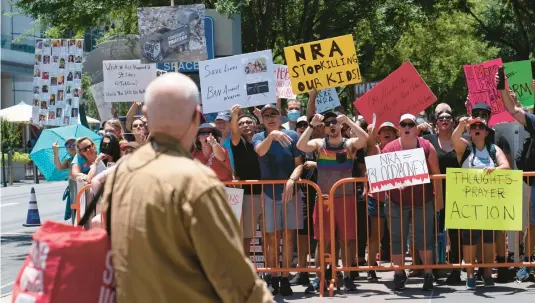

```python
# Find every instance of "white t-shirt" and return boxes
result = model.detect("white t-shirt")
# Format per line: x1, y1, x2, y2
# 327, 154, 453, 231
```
462, 146, 495, 169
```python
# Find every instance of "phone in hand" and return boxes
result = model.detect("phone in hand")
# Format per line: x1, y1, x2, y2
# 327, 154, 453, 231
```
497, 66, 505, 90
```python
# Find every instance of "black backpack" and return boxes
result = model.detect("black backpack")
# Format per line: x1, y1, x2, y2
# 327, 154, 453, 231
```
515, 135, 535, 184
460, 142, 498, 168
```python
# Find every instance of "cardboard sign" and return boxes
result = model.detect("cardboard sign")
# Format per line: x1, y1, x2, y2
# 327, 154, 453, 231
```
463, 58, 514, 126
365, 148, 430, 193
225, 187, 244, 222
199, 50, 276, 113
315, 88, 340, 113
353, 62, 436, 128
274, 64, 296, 99
103, 60, 156, 102
446, 168, 522, 231
284, 34, 362, 94
137, 4, 207, 63
89, 82, 113, 122
504, 60, 534, 109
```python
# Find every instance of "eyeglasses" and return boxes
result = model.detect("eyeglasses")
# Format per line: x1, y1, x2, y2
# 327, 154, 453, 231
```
437, 115, 453, 121
79, 144, 93, 153
238, 120, 254, 126
296, 122, 308, 129
324, 120, 338, 127
132, 123, 144, 128
198, 131, 212, 136
470, 123, 486, 130
472, 110, 490, 120
399, 121, 416, 128
262, 113, 279, 120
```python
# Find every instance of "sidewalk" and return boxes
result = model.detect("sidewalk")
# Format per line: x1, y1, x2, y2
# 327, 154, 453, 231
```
1, 294, 11, 303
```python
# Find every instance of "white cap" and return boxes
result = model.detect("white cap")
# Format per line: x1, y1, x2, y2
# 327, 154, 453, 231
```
296, 116, 308, 123
399, 114, 416, 123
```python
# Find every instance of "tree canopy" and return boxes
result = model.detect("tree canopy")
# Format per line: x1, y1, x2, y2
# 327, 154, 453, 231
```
14, 0, 534, 118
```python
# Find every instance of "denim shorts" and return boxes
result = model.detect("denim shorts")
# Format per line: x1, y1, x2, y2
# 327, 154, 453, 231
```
367, 196, 386, 218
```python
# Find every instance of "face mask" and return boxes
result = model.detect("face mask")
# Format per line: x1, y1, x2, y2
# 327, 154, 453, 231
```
287, 110, 301, 122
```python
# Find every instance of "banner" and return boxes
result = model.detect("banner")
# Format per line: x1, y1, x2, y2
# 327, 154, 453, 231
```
199, 50, 276, 113
364, 148, 430, 193
445, 168, 523, 231
225, 187, 244, 222
137, 4, 207, 63
103, 60, 156, 102
463, 58, 514, 126
32, 39, 84, 126
354, 62, 436, 128
284, 34, 362, 94
89, 82, 113, 122
504, 60, 534, 109
274, 64, 296, 99
315, 88, 340, 113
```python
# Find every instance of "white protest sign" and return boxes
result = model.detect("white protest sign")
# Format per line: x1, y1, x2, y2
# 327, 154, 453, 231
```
199, 50, 276, 113
365, 148, 430, 193
225, 187, 244, 222
89, 82, 113, 122
103, 60, 155, 102
274, 64, 296, 99
315, 88, 341, 113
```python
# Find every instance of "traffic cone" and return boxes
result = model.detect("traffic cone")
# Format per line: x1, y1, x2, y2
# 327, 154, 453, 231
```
22, 187, 41, 227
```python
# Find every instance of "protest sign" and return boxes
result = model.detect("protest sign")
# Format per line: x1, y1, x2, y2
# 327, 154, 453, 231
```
89, 82, 113, 122
284, 34, 362, 94
137, 5, 207, 63
354, 62, 436, 128
445, 168, 522, 231
364, 148, 430, 193
315, 88, 340, 113
504, 60, 534, 109
464, 58, 514, 126
274, 64, 296, 99
199, 50, 276, 113
225, 187, 244, 222
32, 38, 84, 126
103, 60, 155, 102
355, 81, 380, 99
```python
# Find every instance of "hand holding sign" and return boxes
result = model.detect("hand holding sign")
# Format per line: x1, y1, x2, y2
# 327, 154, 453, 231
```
230, 104, 241, 118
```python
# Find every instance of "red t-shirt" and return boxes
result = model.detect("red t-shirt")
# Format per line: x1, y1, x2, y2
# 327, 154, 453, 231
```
381, 137, 434, 206
193, 148, 233, 181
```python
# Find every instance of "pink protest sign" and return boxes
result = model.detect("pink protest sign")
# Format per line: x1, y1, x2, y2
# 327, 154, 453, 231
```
353, 61, 436, 128
463, 58, 514, 126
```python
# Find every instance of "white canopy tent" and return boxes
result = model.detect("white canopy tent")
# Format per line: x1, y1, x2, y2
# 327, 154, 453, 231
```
0, 101, 37, 125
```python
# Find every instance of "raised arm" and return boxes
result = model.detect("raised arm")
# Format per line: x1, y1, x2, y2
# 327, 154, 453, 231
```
340, 114, 368, 150
297, 114, 324, 153
306, 89, 318, 119
253, 131, 292, 157
427, 145, 443, 211
125, 102, 141, 132
494, 145, 510, 170
207, 134, 226, 162
52, 142, 69, 171
452, 117, 470, 158
230, 104, 242, 146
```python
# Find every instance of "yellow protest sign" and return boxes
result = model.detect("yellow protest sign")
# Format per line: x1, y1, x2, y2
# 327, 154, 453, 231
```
445, 168, 523, 231
284, 34, 362, 94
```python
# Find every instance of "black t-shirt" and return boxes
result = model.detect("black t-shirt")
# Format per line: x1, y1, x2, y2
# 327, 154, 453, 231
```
231, 137, 262, 195
423, 134, 459, 174
352, 148, 366, 200
300, 151, 318, 200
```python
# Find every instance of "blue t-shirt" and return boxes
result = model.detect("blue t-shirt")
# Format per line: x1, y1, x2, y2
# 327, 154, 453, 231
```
221, 134, 235, 171
252, 129, 300, 200
71, 155, 91, 174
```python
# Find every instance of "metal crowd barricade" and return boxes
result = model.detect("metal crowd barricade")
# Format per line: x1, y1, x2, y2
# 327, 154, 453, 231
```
72, 183, 94, 229
223, 180, 327, 297
326, 173, 534, 296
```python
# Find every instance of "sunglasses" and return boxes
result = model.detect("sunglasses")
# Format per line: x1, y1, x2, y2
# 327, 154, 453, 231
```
79, 144, 93, 153
262, 113, 279, 120
470, 123, 486, 130
324, 119, 338, 127
437, 115, 453, 121
198, 131, 213, 136
65, 142, 76, 149
296, 122, 308, 129
399, 121, 416, 128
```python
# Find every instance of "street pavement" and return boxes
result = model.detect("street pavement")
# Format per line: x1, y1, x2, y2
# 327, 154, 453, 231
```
1, 181, 535, 302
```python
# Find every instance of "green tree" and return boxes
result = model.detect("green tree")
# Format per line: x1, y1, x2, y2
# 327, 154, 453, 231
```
1, 119, 23, 151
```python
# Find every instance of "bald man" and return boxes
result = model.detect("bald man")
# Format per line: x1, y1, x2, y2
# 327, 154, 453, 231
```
102, 73, 273, 303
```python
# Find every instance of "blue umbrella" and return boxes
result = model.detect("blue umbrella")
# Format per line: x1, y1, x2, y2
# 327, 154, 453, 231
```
30, 124, 102, 181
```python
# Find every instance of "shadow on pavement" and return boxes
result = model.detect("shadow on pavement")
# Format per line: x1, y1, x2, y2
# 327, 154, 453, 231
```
0, 234, 33, 247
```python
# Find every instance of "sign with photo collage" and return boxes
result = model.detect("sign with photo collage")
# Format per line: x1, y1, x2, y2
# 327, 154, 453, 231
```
32, 39, 84, 126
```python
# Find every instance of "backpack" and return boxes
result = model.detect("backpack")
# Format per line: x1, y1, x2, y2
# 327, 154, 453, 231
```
460, 142, 498, 168
515, 136, 535, 184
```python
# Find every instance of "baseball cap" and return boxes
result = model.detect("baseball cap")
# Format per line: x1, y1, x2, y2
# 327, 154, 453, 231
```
197, 123, 222, 137
215, 111, 231, 121
322, 111, 340, 120
261, 104, 280, 115
378, 122, 397, 132
399, 113, 416, 123
468, 117, 488, 126
472, 102, 492, 113
296, 116, 308, 124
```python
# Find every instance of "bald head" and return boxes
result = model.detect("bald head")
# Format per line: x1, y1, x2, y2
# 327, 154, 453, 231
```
143, 73, 200, 146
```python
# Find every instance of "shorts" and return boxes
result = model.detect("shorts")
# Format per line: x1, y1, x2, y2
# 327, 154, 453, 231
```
264, 195, 303, 233
530, 185, 535, 225
242, 194, 263, 239
313, 195, 357, 241
299, 188, 317, 236
368, 196, 386, 218
385, 200, 434, 255
462, 230, 495, 245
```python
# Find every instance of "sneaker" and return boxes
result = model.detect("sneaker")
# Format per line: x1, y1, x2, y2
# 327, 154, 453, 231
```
270, 276, 280, 295
483, 276, 495, 287
422, 273, 434, 291
343, 276, 357, 291
445, 270, 462, 285
408, 269, 423, 278
475, 268, 483, 281
290, 272, 310, 286
305, 277, 321, 294
367, 270, 378, 282
393, 272, 407, 291
516, 267, 530, 282
280, 277, 293, 296
466, 277, 476, 290
336, 271, 344, 289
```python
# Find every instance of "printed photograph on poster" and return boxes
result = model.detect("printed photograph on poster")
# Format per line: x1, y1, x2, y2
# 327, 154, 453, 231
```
43, 39, 51, 55
35, 40, 42, 53
63, 117, 70, 125
244, 58, 267, 74
33, 68, 40, 78
137, 5, 207, 63
71, 108, 78, 118
33, 86, 39, 94
34, 54, 41, 65
56, 108, 63, 118
40, 101, 47, 110
32, 98, 39, 106
39, 114, 46, 122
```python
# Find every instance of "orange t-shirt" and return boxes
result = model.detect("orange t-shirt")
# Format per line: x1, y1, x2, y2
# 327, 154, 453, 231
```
193, 148, 233, 181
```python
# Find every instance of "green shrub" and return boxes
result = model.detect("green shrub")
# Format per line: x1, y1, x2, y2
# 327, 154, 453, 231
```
1, 152, 31, 165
